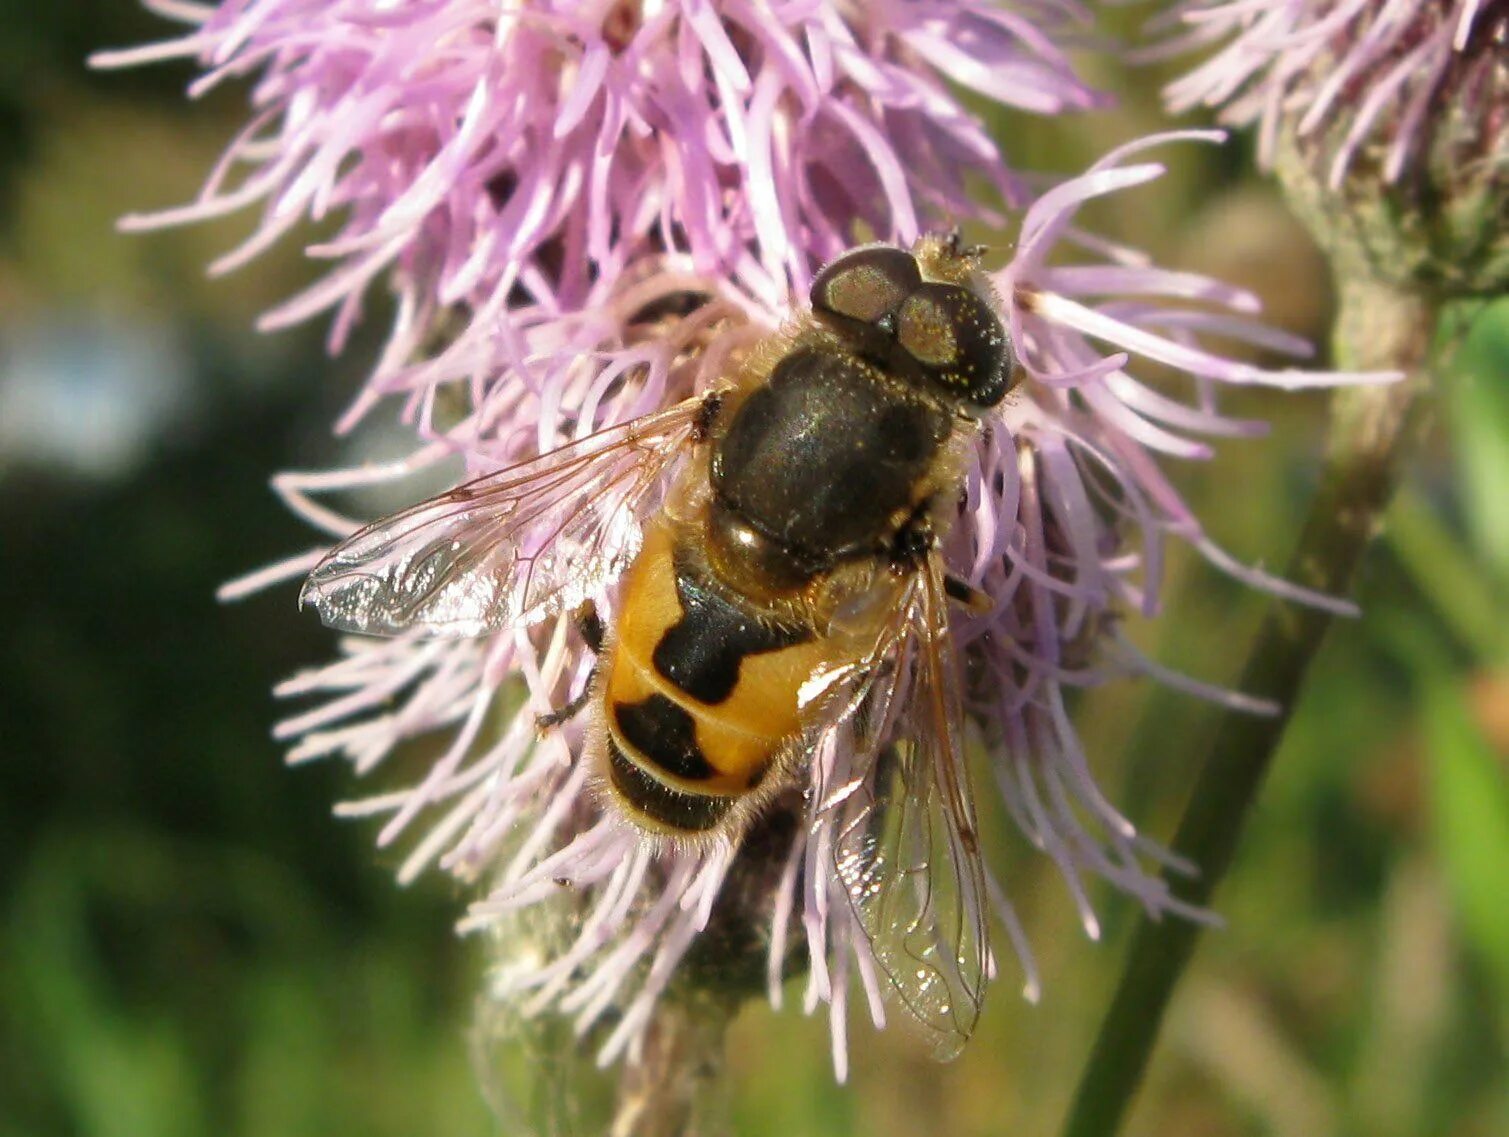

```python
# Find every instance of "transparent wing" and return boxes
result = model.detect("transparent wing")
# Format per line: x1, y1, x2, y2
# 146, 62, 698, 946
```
817, 558, 991, 1059
300, 394, 711, 638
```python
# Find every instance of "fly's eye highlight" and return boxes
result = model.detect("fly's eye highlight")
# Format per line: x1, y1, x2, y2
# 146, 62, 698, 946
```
898, 283, 1015, 407
810, 245, 921, 326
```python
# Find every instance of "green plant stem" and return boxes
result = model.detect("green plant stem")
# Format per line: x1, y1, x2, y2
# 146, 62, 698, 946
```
1060, 276, 1434, 1137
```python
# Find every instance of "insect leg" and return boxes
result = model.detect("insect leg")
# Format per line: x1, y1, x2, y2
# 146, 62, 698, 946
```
888, 507, 993, 615
943, 575, 993, 615
535, 687, 593, 732
577, 602, 605, 655
535, 602, 604, 732
942, 226, 987, 262
691, 388, 726, 443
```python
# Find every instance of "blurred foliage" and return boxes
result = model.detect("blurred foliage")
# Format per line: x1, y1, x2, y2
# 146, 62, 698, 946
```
1, 5, 1504, 1137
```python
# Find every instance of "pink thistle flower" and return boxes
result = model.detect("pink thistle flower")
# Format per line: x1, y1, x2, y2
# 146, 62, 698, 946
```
1151, 0, 1508, 191
221, 132, 1391, 1077
94, 0, 1103, 436
102, 0, 1397, 1084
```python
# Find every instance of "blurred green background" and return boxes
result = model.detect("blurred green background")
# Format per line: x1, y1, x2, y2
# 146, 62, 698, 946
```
2, 4, 1505, 1136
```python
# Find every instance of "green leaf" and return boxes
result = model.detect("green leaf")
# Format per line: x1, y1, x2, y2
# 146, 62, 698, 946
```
1423, 674, 1509, 1020
1386, 486, 1509, 662
1448, 299, 1509, 585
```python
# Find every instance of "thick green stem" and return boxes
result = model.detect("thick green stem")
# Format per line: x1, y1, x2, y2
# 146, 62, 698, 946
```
1060, 277, 1434, 1137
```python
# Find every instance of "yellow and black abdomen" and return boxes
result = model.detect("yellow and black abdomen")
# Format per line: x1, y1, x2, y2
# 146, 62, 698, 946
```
601, 519, 837, 835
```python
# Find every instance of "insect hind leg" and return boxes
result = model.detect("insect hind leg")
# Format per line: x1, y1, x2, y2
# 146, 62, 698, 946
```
536, 685, 594, 732
535, 602, 605, 733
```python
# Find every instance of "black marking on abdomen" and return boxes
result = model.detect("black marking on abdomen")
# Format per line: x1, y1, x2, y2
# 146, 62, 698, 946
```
652, 565, 810, 705
613, 693, 715, 781
606, 736, 735, 832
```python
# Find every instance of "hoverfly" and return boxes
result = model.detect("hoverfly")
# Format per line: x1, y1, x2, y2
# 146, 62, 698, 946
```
302, 234, 1017, 1056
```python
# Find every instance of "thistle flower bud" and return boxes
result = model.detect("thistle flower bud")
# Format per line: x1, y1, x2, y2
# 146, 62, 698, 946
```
1159, 0, 1509, 296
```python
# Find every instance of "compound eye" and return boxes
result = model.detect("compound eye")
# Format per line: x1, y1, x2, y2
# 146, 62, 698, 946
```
897, 283, 1015, 407
810, 245, 922, 326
